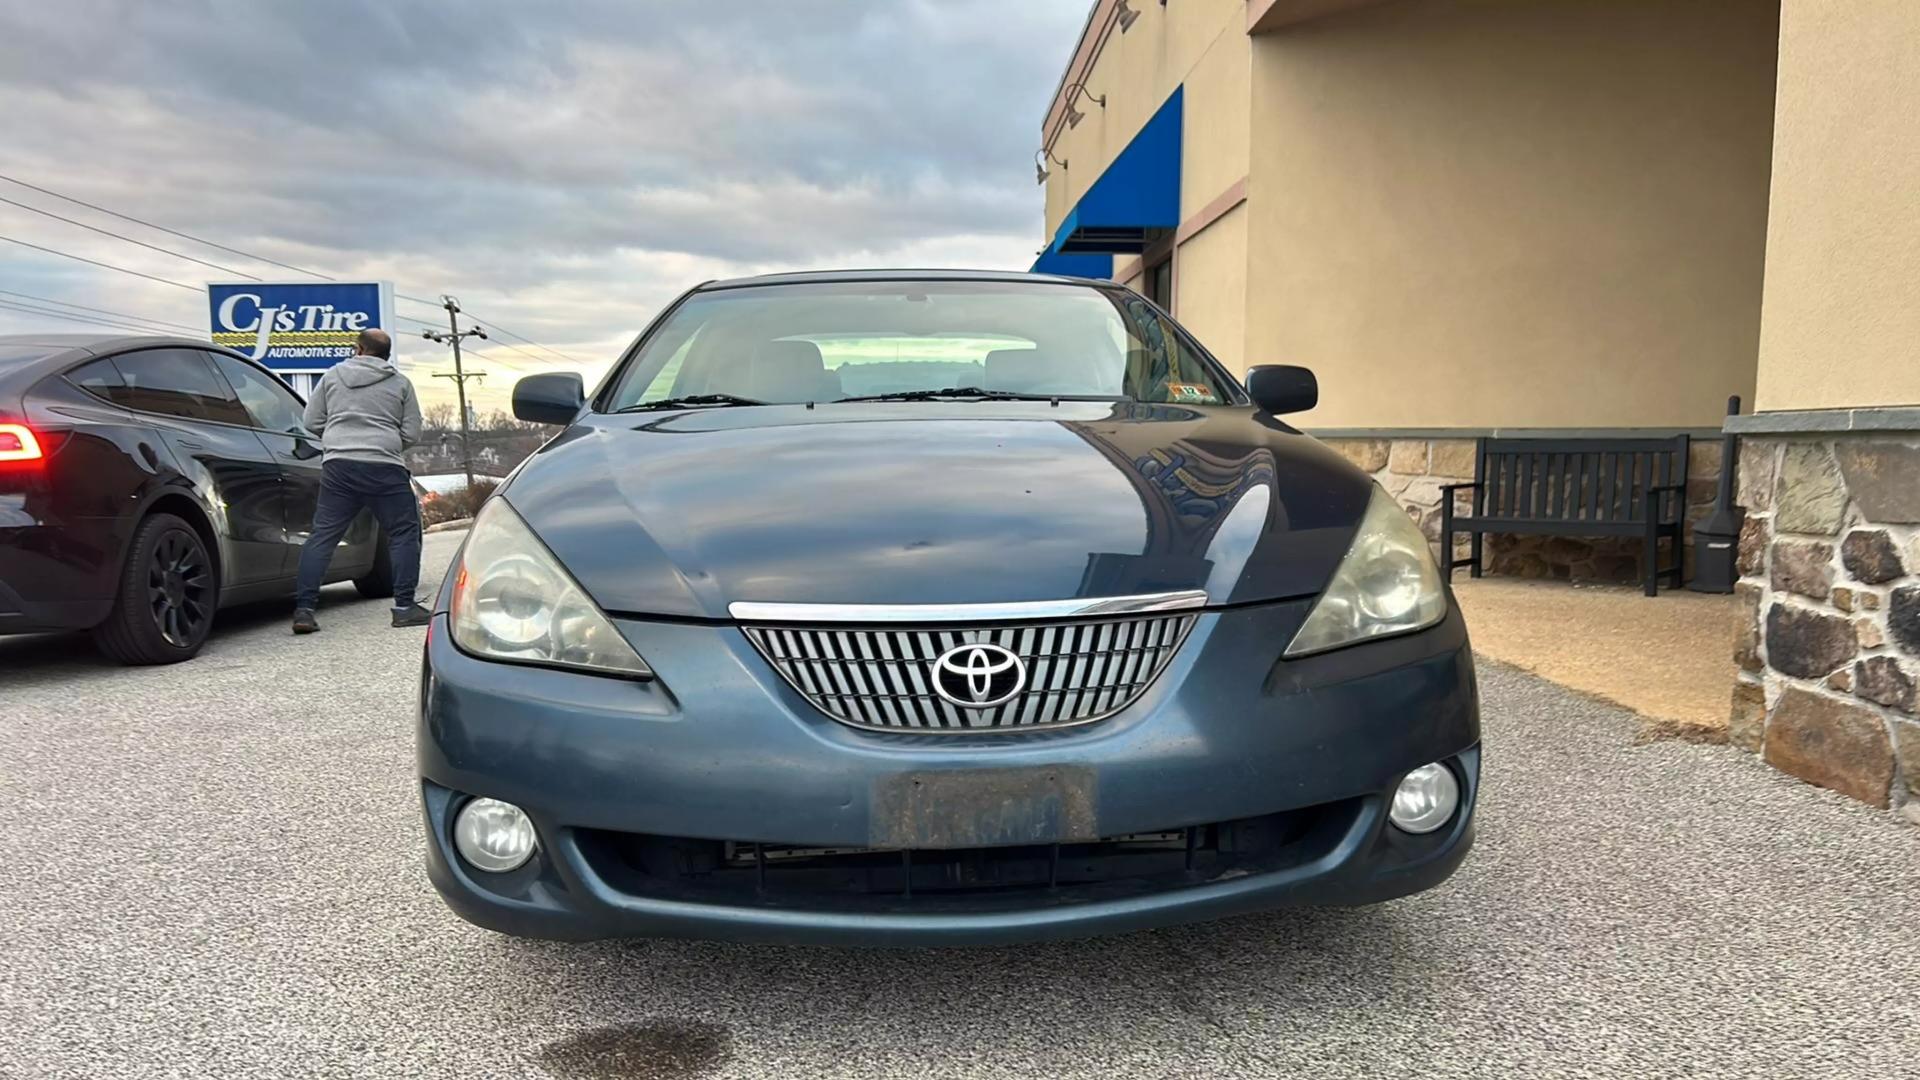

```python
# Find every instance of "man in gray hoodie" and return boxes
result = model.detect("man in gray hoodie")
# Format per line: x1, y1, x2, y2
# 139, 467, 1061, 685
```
291, 328, 430, 633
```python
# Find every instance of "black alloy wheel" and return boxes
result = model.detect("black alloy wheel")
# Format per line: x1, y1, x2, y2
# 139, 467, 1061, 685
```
147, 529, 212, 648
93, 513, 220, 665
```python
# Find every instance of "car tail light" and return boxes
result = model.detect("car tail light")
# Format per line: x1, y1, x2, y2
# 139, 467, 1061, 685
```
0, 423, 44, 463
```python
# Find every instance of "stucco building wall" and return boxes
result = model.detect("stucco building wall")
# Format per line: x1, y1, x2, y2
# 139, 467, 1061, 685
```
1752, 0, 1920, 414
1175, 18, 1252, 225
1244, 0, 1777, 430
1172, 202, 1249, 367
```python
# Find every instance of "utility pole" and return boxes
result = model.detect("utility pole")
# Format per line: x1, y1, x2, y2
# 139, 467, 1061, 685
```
421, 295, 487, 491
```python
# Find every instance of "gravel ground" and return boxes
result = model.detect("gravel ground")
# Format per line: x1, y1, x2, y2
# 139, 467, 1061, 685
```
1, 530, 1916, 1079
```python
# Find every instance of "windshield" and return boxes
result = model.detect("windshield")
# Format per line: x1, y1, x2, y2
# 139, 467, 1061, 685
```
604, 280, 1234, 408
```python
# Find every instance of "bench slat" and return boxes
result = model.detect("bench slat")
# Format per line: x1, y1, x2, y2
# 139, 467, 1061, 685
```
1598, 451, 1615, 522
1509, 454, 1522, 518
1523, 453, 1538, 518
1636, 452, 1651, 521
1540, 452, 1554, 518
1540, 453, 1554, 518
1529, 453, 1543, 518
1549, 452, 1566, 519
1581, 451, 1598, 521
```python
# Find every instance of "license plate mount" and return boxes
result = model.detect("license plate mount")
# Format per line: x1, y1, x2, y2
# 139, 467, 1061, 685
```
869, 765, 1099, 849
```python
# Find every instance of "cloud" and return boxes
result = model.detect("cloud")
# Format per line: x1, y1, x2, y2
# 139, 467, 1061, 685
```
0, 0, 1085, 408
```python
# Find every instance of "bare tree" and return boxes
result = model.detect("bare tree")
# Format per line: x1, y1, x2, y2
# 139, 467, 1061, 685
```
479, 408, 544, 434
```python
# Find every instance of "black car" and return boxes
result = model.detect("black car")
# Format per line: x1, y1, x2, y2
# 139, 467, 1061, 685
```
417, 270, 1479, 945
0, 334, 391, 663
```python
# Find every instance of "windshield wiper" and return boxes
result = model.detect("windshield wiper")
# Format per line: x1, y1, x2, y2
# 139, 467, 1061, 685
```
833, 386, 1060, 403
616, 393, 768, 412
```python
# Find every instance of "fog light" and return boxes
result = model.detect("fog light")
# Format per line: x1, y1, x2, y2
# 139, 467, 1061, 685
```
453, 797, 537, 872
1389, 763, 1460, 834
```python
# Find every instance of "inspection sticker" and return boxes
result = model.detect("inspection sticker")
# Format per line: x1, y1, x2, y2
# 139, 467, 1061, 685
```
1166, 382, 1219, 404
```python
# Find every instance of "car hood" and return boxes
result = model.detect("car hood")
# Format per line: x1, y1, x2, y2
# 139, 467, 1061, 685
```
499, 401, 1372, 620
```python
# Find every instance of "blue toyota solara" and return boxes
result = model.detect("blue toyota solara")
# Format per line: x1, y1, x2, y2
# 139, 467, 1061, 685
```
417, 270, 1479, 945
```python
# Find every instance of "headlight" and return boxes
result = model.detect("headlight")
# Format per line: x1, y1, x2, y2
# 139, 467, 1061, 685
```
449, 497, 653, 677
1286, 486, 1447, 657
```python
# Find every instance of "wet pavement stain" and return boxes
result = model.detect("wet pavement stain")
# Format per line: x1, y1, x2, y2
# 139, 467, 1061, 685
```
538, 1019, 732, 1079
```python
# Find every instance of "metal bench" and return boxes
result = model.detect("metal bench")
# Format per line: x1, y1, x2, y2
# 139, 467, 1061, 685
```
1440, 435, 1690, 596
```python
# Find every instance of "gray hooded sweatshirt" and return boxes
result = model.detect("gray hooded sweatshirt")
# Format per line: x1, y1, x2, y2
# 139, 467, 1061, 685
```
302, 354, 424, 469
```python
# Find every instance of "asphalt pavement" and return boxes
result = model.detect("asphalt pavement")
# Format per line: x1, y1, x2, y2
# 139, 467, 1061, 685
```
2, 530, 1917, 1079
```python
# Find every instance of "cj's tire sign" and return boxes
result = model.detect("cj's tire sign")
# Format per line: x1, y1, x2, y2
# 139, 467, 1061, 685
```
207, 282, 394, 371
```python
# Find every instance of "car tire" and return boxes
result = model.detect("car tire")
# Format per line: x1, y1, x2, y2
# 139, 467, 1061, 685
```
92, 512, 219, 665
352, 528, 395, 599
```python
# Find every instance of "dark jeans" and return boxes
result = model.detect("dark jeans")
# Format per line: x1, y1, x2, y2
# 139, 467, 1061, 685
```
295, 459, 421, 610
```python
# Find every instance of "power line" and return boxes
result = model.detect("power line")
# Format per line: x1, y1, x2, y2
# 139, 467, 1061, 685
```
467, 338, 556, 371
393, 292, 584, 366
464, 317, 587, 366
458, 354, 537, 379
0, 194, 263, 281
0, 291, 521, 373
0, 232, 445, 335
0, 234, 203, 292
0, 175, 580, 365
0, 297, 171, 334
0, 297, 171, 336
0, 172, 338, 280
0, 288, 201, 333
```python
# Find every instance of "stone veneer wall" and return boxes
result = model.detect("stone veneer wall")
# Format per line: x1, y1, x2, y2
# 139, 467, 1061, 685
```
1318, 436, 1724, 583
1729, 435, 1920, 822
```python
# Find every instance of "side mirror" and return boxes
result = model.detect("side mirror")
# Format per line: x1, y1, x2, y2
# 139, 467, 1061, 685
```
512, 372, 586, 425
1244, 364, 1318, 415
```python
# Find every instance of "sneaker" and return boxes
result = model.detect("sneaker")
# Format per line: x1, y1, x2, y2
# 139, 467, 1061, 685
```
292, 608, 320, 635
391, 603, 432, 628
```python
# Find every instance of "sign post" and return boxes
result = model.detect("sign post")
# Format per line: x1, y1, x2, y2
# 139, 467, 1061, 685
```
206, 281, 396, 397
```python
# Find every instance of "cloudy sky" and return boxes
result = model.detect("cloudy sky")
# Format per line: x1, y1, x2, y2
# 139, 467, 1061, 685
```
0, 0, 1086, 410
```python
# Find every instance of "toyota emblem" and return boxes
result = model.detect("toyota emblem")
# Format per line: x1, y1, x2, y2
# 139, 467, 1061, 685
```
930, 642, 1026, 708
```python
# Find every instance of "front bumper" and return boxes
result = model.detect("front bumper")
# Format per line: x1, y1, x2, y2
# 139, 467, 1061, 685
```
417, 600, 1481, 946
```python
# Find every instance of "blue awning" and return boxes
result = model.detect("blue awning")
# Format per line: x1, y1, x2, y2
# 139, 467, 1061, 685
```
1031, 87, 1184, 274
1030, 249, 1113, 278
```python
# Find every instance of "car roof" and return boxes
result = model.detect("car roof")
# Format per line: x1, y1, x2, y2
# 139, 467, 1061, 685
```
0, 333, 246, 381
695, 268, 1110, 292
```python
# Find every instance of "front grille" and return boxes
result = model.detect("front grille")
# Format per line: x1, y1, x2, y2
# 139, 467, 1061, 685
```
741, 613, 1198, 732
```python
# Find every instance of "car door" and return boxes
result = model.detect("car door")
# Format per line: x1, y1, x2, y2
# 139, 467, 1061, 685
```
202, 352, 378, 577
104, 348, 285, 586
